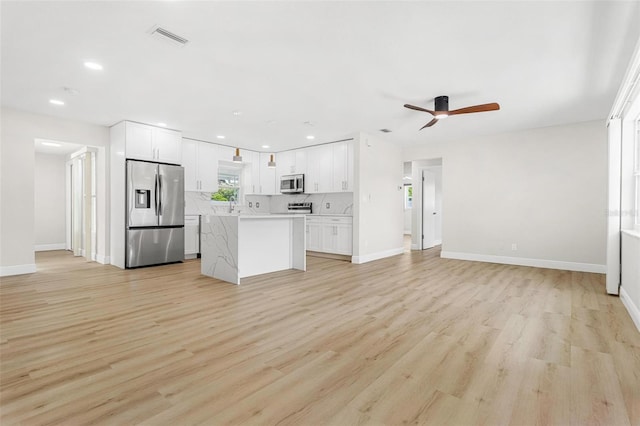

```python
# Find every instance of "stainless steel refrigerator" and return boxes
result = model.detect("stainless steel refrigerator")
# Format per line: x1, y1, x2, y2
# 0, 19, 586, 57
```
126, 159, 184, 268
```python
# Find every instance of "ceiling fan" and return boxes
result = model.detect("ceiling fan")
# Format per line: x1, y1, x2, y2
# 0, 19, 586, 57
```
404, 95, 500, 129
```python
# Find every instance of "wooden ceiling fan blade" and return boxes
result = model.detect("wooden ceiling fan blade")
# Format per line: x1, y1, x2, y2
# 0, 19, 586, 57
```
404, 104, 436, 115
448, 103, 500, 116
420, 118, 438, 130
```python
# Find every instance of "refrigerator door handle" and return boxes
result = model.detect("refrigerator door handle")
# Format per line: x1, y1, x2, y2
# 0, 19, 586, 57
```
154, 173, 159, 216
158, 174, 163, 216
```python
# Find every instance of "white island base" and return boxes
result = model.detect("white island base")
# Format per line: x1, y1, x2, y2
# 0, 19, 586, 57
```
200, 214, 306, 285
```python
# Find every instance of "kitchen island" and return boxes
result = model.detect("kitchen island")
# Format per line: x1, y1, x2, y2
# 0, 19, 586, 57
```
200, 214, 306, 284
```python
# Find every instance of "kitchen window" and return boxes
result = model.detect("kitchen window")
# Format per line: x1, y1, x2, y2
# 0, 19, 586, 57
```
211, 165, 241, 202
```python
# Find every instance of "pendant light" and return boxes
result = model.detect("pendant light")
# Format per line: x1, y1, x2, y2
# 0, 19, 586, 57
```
232, 148, 242, 163
267, 154, 276, 168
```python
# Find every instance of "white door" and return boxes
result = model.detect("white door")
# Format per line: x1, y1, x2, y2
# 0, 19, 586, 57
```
422, 170, 436, 249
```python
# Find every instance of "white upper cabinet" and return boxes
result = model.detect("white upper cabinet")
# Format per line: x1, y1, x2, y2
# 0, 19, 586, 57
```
153, 127, 182, 164
276, 151, 295, 181
294, 149, 307, 175
305, 144, 333, 193
125, 121, 181, 165
182, 139, 199, 191
332, 140, 354, 192
182, 138, 219, 192
246, 152, 277, 195
197, 142, 219, 192
244, 151, 261, 195
260, 153, 277, 195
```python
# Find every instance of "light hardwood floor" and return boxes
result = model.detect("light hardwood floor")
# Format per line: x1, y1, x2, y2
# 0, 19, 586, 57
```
1, 249, 639, 425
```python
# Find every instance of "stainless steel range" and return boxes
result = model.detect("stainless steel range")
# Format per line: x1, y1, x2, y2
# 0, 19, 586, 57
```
287, 202, 312, 214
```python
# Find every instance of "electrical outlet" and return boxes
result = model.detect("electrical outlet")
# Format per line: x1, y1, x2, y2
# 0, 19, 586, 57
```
248, 202, 252, 208
511, 243, 517, 251
256, 202, 260, 208
326, 202, 330, 209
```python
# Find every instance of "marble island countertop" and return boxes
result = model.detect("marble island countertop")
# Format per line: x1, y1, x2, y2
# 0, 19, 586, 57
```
190, 212, 351, 218
200, 213, 306, 285
201, 213, 308, 219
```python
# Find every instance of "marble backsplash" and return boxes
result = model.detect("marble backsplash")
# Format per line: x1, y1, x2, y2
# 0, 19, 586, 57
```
267, 193, 353, 215
185, 191, 353, 216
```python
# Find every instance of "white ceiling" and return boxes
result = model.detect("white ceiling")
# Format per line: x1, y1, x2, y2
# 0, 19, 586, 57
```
2, 1, 639, 153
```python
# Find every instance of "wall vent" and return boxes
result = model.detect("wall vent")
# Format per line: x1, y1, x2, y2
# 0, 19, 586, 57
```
150, 26, 189, 47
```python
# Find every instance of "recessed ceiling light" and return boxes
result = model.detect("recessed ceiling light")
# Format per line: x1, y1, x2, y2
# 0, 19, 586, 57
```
306, 135, 315, 140
157, 122, 167, 127
303, 121, 314, 126
49, 99, 64, 106
217, 135, 225, 139
232, 111, 242, 116
84, 61, 103, 71
41, 141, 61, 147
261, 145, 270, 149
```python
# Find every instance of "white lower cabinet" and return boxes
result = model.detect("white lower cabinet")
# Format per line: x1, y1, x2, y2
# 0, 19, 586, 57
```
306, 217, 323, 252
305, 216, 352, 256
185, 215, 200, 258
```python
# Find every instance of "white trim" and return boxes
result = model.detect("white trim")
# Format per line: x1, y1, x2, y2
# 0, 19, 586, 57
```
440, 251, 606, 274
35, 243, 66, 252
0, 264, 37, 277
352, 247, 404, 264
411, 243, 420, 250
609, 36, 640, 121
607, 118, 623, 295
620, 286, 640, 332
95, 253, 110, 265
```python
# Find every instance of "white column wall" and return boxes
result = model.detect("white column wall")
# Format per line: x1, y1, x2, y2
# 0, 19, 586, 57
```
353, 132, 404, 263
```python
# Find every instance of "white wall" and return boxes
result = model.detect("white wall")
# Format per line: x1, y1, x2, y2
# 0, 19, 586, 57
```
0, 108, 110, 276
404, 120, 608, 272
34, 152, 66, 250
353, 132, 404, 263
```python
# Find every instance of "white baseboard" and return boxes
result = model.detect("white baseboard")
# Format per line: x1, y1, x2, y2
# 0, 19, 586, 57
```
95, 253, 110, 265
0, 263, 37, 277
620, 286, 640, 332
440, 251, 606, 274
352, 247, 404, 264
35, 243, 66, 252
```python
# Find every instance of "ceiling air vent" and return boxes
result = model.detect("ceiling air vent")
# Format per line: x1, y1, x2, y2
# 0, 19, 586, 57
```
150, 26, 189, 47
379, 128, 392, 133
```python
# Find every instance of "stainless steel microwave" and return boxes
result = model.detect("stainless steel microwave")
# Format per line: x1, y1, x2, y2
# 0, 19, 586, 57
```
280, 174, 304, 194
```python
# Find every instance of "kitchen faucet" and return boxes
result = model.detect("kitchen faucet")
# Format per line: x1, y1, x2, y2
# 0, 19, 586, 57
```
229, 196, 237, 213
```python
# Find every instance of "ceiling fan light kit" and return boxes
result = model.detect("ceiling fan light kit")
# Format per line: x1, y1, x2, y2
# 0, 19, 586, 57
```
404, 95, 500, 129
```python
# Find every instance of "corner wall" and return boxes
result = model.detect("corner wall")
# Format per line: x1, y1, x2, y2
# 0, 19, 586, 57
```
0, 108, 110, 276
353, 132, 404, 263
404, 120, 608, 272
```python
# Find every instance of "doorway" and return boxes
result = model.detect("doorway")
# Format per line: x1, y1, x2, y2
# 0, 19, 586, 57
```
409, 159, 443, 251
421, 168, 442, 250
